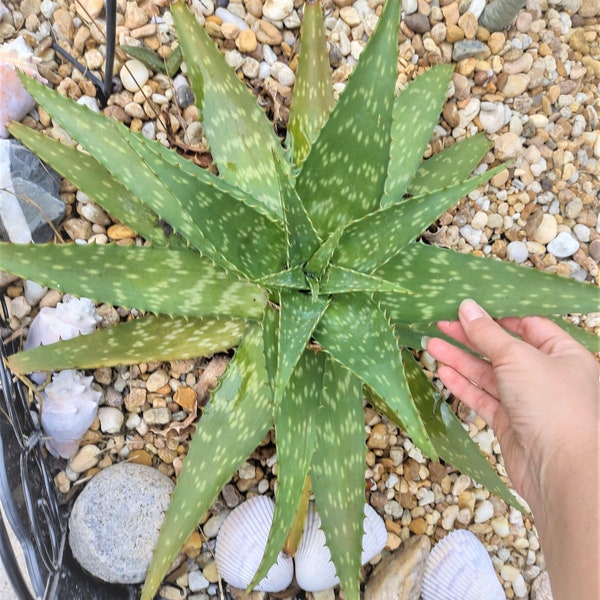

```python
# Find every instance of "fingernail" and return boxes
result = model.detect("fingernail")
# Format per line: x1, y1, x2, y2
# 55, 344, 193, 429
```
421, 336, 431, 350
459, 298, 488, 322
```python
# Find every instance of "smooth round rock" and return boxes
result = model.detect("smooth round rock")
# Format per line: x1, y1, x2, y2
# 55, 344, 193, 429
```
69, 462, 175, 583
119, 59, 150, 93
507, 240, 528, 263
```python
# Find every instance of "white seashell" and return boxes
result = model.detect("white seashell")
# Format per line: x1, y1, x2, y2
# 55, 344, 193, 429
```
421, 529, 505, 600
294, 503, 388, 592
40, 370, 102, 459
215, 495, 294, 592
0, 37, 47, 139
26, 297, 101, 384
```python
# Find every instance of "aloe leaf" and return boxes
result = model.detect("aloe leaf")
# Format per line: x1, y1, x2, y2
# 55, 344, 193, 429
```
408, 133, 492, 196
314, 294, 437, 459
256, 266, 308, 291
374, 242, 600, 323
321, 266, 414, 294
0, 243, 266, 319
121, 44, 183, 78
274, 154, 321, 268
401, 350, 523, 511
548, 316, 600, 352
310, 358, 365, 600
333, 164, 507, 274
123, 131, 286, 279
19, 76, 215, 256
251, 350, 324, 587
382, 65, 454, 206
7, 315, 247, 374
287, 0, 334, 166
304, 227, 345, 284
171, 1, 285, 219
273, 291, 329, 404
141, 324, 273, 600
295, 0, 400, 237
8, 122, 175, 247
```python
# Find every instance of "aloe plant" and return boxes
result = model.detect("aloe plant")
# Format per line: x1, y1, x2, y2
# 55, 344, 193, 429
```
1, 0, 598, 597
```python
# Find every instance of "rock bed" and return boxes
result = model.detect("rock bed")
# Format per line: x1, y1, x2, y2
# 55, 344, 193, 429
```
1, 0, 599, 598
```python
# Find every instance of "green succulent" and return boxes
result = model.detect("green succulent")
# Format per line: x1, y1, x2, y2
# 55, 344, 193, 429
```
1, 0, 598, 597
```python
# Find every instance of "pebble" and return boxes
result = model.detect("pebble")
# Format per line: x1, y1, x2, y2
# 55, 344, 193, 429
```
494, 132, 522, 160
501, 74, 530, 98
452, 40, 489, 61
119, 59, 150, 93
364, 535, 431, 600
547, 231, 579, 258
68, 463, 174, 583
473, 499, 494, 523
507, 241, 528, 263
262, 0, 293, 22
143, 407, 171, 425
68, 444, 101, 473
479, 102, 509, 134
98, 406, 124, 434
533, 214, 558, 245
530, 571, 553, 600
189, 570, 210, 592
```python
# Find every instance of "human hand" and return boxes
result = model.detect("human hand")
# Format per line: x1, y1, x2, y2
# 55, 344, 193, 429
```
425, 298, 599, 510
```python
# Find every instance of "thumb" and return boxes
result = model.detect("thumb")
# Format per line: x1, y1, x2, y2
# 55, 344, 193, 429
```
458, 299, 521, 364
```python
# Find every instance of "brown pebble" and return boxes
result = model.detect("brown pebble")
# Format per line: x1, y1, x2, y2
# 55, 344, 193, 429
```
107, 223, 136, 240
128, 449, 153, 466
173, 387, 197, 412
409, 517, 427, 535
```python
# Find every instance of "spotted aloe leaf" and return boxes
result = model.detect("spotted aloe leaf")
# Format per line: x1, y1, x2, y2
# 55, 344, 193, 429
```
400, 350, 521, 509
171, 1, 286, 219
9, 122, 174, 247
333, 163, 508, 273
374, 243, 600, 330
314, 293, 437, 459
7, 315, 248, 373
296, 0, 400, 236
142, 324, 273, 598
0, 243, 266, 319
310, 358, 366, 599
382, 64, 455, 206
286, 0, 335, 166
251, 349, 324, 588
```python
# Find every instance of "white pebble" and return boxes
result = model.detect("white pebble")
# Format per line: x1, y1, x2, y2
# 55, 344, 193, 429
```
459, 224, 482, 246
98, 406, 124, 434
471, 210, 488, 230
120, 60, 149, 93
507, 240, 528, 263
262, 44, 277, 65
224, 50, 243, 69
76, 95, 100, 112
262, 0, 293, 21
188, 570, 210, 592
214, 7, 248, 30
270, 61, 295, 87
452, 474, 471, 496
573, 224, 590, 242
491, 516, 510, 537
474, 499, 494, 523
501, 564, 520, 583
547, 231, 579, 258
402, 0, 418, 15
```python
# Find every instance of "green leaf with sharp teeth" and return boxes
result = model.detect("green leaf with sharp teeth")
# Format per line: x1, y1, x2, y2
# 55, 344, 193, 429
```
314, 294, 437, 459
321, 266, 414, 294
374, 242, 600, 324
333, 164, 507, 273
296, 0, 400, 237
141, 324, 273, 600
401, 350, 524, 511
287, 0, 335, 167
407, 133, 493, 196
171, 1, 286, 219
7, 315, 248, 374
382, 64, 455, 207
0, 242, 266, 320
310, 358, 365, 600
9, 122, 175, 248
251, 349, 324, 588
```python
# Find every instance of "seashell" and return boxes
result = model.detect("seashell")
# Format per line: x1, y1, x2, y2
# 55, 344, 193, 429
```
294, 503, 388, 592
421, 529, 505, 600
215, 495, 294, 592
40, 370, 102, 459
26, 296, 101, 384
0, 37, 47, 139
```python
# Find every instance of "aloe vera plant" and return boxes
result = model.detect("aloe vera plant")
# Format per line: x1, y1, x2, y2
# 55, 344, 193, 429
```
1, 0, 598, 597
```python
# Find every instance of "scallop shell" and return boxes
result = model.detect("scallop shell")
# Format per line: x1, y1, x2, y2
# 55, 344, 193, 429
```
40, 370, 102, 458
421, 529, 505, 600
294, 503, 387, 592
215, 495, 294, 592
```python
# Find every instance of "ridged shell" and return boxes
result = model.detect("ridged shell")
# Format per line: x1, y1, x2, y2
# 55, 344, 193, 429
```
294, 503, 387, 592
421, 529, 505, 600
40, 370, 102, 458
215, 495, 294, 592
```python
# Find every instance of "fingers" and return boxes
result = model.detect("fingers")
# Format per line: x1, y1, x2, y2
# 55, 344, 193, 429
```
436, 365, 500, 428
427, 337, 499, 398
498, 315, 580, 353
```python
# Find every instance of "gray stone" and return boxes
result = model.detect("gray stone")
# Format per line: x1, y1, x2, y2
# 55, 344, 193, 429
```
68, 462, 175, 584
364, 535, 431, 600
530, 571, 553, 600
0, 139, 64, 243
452, 40, 490, 62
